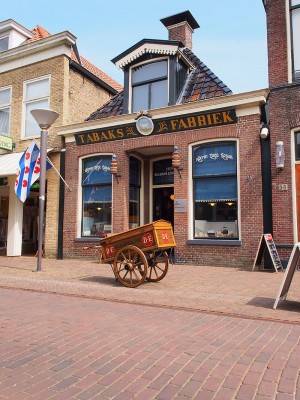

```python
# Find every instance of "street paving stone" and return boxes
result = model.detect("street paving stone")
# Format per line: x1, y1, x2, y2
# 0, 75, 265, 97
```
0, 256, 300, 399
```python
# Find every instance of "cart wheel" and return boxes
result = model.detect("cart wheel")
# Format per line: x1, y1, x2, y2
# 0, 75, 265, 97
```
113, 245, 148, 288
146, 250, 169, 282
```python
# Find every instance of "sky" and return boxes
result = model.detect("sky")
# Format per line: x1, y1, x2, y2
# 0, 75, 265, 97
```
2, 0, 268, 94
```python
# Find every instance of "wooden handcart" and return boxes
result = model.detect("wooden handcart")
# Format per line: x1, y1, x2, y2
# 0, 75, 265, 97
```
99, 220, 176, 288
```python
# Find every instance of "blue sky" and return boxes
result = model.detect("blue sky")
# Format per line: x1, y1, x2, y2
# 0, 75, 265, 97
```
3, 0, 268, 94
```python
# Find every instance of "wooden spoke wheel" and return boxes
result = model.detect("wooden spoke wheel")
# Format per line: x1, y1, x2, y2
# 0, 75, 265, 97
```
113, 245, 148, 288
146, 250, 169, 282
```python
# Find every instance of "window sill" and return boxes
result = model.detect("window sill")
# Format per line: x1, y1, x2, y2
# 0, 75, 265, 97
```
187, 239, 241, 246
75, 237, 102, 242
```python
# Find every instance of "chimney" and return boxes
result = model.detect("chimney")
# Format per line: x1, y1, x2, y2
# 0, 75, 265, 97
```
160, 10, 200, 50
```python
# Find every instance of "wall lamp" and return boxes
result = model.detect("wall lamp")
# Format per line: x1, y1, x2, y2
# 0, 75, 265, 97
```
172, 146, 183, 180
110, 154, 121, 183
260, 124, 269, 139
275, 141, 285, 170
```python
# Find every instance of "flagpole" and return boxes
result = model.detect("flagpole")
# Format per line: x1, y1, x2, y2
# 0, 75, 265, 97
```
33, 139, 72, 192
30, 109, 59, 272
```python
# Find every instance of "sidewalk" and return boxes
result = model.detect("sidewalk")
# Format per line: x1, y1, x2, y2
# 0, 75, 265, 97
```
0, 255, 300, 324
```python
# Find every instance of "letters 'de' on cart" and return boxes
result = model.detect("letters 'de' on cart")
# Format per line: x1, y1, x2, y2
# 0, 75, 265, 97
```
252, 234, 283, 273
99, 220, 176, 288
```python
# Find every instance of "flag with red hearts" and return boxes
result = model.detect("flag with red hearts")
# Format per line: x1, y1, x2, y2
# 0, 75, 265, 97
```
14, 141, 51, 202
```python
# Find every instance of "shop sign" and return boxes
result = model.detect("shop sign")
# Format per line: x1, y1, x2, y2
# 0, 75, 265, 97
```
0, 135, 13, 151
75, 108, 237, 146
174, 199, 187, 213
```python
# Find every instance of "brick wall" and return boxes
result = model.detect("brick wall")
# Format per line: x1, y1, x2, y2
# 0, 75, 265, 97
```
63, 113, 263, 268
265, 0, 288, 87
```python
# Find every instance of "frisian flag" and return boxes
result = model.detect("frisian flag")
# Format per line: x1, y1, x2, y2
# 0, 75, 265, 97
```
14, 141, 52, 202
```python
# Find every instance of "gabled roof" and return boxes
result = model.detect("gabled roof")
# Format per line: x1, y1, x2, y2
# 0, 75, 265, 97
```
24, 25, 122, 93
85, 45, 232, 121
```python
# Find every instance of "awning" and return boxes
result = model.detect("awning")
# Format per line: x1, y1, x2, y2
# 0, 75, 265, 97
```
0, 148, 54, 178
0, 152, 22, 178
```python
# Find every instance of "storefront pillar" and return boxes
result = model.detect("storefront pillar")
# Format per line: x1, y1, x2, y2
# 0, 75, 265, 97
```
6, 176, 23, 256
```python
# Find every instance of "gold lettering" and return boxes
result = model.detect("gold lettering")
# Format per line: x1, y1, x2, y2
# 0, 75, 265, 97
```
178, 119, 188, 129
77, 134, 85, 144
101, 132, 108, 140
222, 111, 234, 123
187, 117, 197, 128
92, 132, 101, 141
206, 114, 212, 125
108, 130, 116, 140
117, 128, 124, 138
197, 115, 207, 126
170, 119, 178, 130
86, 134, 94, 143
212, 113, 222, 124
126, 126, 137, 136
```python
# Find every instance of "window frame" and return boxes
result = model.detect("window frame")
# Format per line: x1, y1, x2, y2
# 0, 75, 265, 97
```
0, 86, 12, 137
129, 156, 142, 229
22, 75, 50, 139
80, 154, 113, 239
189, 140, 240, 243
290, 0, 300, 81
129, 59, 169, 113
0, 35, 9, 52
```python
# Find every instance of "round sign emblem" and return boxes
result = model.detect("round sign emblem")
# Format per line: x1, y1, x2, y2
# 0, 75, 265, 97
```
136, 116, 154, 136
142, 233, 154, 247
105, 244, 115, 257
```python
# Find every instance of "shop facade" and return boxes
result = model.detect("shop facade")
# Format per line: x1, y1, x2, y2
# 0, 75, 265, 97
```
57, 11, 269, 268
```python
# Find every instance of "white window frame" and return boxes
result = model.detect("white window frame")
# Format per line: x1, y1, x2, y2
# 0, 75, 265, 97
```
0, 86, 12, 137
0, 35, 9, 52
22, 75, 50, 139
188, 138, 241, 242
77, 154, 114, 238
129, 58, 169, 113
290, 0, 300, 81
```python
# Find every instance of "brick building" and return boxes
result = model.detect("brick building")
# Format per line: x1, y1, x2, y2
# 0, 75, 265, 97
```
262, 0, 300, 260
57, 11, 269, 269
0, 19, 122, 257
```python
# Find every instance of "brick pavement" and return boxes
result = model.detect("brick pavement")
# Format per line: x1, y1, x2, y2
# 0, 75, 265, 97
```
1, 288, 300, 400
0, 256, 299, 324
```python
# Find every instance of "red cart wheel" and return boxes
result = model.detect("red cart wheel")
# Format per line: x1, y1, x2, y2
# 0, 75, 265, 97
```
113, 245, 148, 288
146, 250, 169, 282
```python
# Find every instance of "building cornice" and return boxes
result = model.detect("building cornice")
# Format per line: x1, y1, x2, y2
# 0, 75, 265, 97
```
0, 31, 76, 72
57, 88, 269, 141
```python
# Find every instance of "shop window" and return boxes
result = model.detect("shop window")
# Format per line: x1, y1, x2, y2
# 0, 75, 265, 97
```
291, 0, 300, 81
295, 132, 300, 160
131, 60, 168, 112
0, 87, 11, 136
193, 142, 239, 239
129, 157, 141, 229
0, 36, 9, 52
81, 156, 112, 238
23, 76, 50, 138
153, 158, 174, 185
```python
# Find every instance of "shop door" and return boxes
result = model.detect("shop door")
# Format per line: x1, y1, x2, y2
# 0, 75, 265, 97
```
153, 187, 174, 226
296, 165, 300, 240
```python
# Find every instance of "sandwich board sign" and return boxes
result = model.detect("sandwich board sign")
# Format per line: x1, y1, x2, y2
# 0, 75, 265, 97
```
252, 233, 282, 273
273, 242, 300, 309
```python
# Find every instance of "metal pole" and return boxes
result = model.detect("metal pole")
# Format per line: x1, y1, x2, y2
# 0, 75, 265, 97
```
36, 128, 48, 272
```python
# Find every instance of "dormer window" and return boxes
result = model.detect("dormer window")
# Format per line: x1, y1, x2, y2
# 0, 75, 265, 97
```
0, 36, 9, 52
131, 60, 168, 112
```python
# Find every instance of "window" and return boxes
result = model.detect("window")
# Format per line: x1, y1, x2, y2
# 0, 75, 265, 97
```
0, 87, 11, 136
131, 61, 168, 112
193, 142, 238, 239
0, 36, 9, 52
81, 156, 112, 237
129, 157, 141, 229
291, 0, 300, 80
295, 132, 300, 160
23, 77, 50, 137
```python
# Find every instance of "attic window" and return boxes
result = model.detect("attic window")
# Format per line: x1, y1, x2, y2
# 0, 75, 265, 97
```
131, 60, 168, 112
0, 36, 9, 52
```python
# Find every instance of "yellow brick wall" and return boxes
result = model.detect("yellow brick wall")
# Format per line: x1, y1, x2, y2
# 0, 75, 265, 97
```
0, 54, 116, 257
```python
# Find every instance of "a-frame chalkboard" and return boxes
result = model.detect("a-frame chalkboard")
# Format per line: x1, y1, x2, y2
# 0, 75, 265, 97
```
252, 234, 283, 273
273, 243, 300, 309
